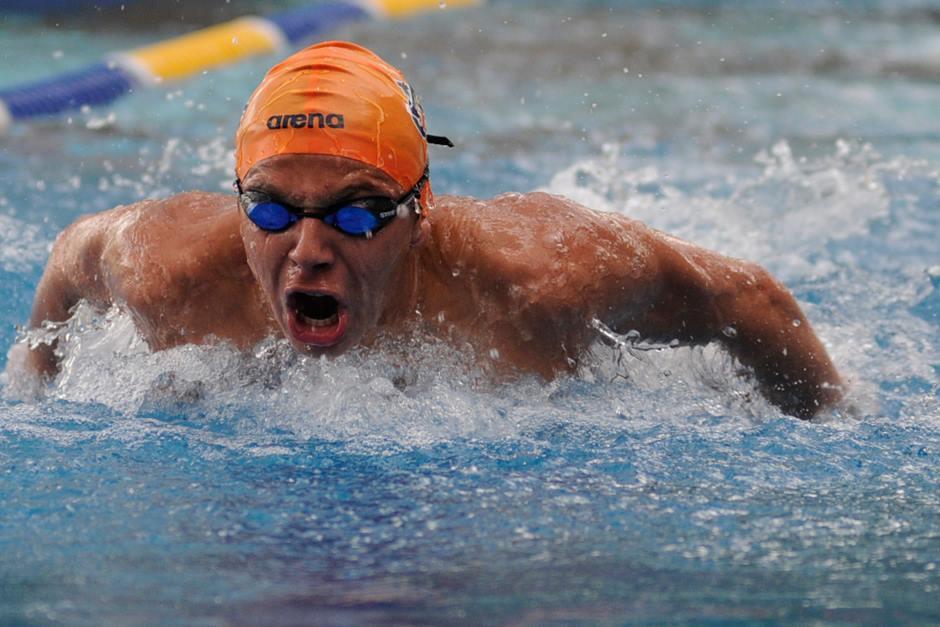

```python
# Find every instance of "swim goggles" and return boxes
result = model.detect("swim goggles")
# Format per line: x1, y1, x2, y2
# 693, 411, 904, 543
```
235, 167, 428, 238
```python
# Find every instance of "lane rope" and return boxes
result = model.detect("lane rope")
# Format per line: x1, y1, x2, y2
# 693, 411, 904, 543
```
0, 0, 479, 133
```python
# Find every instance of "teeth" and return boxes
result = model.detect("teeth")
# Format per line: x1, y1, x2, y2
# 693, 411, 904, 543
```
301, 312, 339, 328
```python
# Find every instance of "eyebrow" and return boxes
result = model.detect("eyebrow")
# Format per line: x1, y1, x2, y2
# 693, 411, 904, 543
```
246, 184, 390, 210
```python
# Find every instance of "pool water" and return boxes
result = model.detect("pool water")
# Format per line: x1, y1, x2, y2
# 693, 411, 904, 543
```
2, 1, 940, 623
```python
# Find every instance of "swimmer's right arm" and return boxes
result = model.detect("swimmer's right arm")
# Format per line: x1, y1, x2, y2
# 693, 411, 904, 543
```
17, 215, 110, 381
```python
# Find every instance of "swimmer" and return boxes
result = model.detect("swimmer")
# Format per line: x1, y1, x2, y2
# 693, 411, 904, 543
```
15, 41, 843, 418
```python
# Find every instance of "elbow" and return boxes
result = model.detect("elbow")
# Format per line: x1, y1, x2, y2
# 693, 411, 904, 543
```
718, 262, 802, 328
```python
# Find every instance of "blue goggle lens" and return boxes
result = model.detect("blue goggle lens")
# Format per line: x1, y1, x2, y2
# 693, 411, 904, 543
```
246, 200, 389, 236
247, 202, 297, 231
324, 206, 381, 235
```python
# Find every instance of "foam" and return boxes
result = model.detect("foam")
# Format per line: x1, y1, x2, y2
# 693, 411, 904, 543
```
3, 142, 938, 450
1, 299, 777, 453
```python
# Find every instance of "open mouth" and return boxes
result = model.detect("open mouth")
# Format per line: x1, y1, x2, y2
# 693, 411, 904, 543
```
286, 292, 349, 347
294, 293, 339, 326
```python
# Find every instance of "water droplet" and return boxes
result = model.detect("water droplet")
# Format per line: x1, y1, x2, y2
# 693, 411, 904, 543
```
792, 319, 802, 327
722, 326, 737, 338
231, 36, 239, 45
489, 348, 500, 360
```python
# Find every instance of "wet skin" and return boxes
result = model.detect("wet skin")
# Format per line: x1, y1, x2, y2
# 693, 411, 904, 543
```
16, 154, 843, 418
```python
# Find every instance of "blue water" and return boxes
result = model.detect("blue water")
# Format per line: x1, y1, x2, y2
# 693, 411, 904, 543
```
2, 1, 940, 624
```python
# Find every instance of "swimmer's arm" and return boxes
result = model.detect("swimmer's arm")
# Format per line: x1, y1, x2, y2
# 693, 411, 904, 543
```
698, 260, 843, 418
18, 217, 109, 380
602, 224, 843, 418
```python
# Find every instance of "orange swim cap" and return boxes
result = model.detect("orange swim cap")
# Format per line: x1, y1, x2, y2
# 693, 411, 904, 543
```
235, 41, 431, 193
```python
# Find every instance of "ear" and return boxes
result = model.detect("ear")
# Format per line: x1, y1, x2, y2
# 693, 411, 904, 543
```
411, 213, 430, 248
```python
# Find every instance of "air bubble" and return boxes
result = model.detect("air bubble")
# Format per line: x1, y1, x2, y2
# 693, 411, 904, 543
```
722, 326, 738, 338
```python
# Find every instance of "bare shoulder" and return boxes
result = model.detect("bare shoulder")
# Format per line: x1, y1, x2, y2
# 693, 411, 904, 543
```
98, 192, 243, 281
418, 192, 676, 374
99, 191, 236, 250
62, 191, 247, 317
428, 192, 663, 292
27, 190, 269, 362
95, 191, 267, 346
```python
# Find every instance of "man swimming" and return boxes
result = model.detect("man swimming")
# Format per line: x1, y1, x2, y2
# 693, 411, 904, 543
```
15, 41, 843, 418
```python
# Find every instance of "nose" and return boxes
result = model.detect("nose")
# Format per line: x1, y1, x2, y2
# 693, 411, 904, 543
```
287, 217, 336, 272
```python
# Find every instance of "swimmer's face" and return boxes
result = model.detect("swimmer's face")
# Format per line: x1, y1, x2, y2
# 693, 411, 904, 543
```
239, 154, 429, 355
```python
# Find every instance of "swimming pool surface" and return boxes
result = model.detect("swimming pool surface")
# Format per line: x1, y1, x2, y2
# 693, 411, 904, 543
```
2, 1, 940, 624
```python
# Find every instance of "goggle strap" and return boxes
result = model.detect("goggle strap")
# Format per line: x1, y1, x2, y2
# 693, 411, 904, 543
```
427, 135, 455, 147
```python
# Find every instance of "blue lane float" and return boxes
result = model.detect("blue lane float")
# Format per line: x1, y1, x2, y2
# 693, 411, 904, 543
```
0, 0, 130, 12
0, 0, 480, 133
0, 64, 136, 119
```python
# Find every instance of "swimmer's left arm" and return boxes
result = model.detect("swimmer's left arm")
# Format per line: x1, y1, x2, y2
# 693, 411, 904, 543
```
596, 218, 843, 418
695, 260, 844, 418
